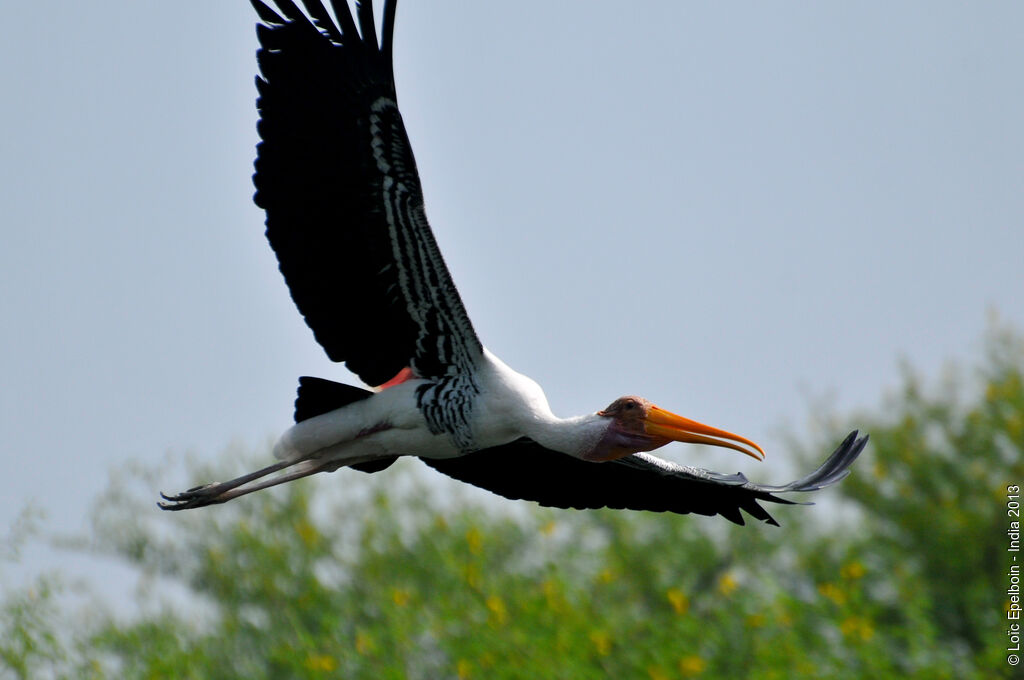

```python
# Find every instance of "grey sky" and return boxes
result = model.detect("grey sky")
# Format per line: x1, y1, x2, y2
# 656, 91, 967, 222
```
1, 1, 1022, 595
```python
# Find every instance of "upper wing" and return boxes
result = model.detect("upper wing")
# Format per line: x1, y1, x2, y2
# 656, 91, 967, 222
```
251, 0, 483, 386
421, 431, 868, 526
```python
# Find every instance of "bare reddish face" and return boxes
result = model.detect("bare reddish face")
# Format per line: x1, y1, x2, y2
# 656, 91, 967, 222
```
587, 396, 765, 462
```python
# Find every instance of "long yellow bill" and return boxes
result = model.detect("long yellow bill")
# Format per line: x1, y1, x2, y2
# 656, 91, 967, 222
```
643, 405, 765, 461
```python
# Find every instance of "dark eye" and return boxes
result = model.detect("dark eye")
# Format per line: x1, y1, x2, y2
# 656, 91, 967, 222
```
624, 401, 637, 410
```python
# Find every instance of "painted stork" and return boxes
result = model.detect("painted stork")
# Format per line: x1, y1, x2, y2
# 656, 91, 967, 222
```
160, 0, 867, 525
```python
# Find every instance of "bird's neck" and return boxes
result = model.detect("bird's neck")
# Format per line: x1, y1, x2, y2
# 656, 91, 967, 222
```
524, 413, 609, 460
478, 349, 612, 459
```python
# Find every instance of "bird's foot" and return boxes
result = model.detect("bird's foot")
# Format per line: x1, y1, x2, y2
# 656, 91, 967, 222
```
158, 483, 228, 511
158, 460, 294, 511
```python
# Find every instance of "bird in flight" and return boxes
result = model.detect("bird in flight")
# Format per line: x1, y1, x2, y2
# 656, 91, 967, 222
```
160, 0, 866, 525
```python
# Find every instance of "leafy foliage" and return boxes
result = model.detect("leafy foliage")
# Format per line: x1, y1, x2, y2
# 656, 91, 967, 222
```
833, 324, 1024, 673
2, 327, 1021, 679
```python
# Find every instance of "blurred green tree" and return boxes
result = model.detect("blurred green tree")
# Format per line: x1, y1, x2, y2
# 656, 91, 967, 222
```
2, 326, 1021, 679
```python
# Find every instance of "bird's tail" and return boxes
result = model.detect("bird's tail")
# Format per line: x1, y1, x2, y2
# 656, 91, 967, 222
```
293, 376, 373, 423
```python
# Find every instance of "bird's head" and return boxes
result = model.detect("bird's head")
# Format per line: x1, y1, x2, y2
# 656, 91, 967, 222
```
588, 396, 765, 462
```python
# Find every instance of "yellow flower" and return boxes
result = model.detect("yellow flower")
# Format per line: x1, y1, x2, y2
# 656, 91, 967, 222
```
589, 630, 612, 656
294, 519, 318, 547
542, 579, 565, 612
839, 617, 858, 636
355, 630, 374, 655
840, 616, 875, 641
596, 568, 616, 584
717, 572, 738, 596
304, 654, 337, 672
540, 519, 558, 535
841, 561, 865, 581
666, 587, 689, 615
457, 659, 473, 679
391, 588, 410, 607
1008, 412, 1024, 441
818, 582, 846, 605
466, 526, 483, 555
745, 613, 764, 628
464, 564, 481, 589
486, 594, 507, 625
647, 666, 671, 680
679, 654, 707, 676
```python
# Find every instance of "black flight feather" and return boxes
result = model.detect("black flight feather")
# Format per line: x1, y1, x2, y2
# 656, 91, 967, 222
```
252, 0, 482, 387
422, 432, 868, 526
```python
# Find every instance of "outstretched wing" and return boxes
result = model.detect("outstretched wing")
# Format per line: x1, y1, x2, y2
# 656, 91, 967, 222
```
252, 0, 483, 386
422, 431, 868, 526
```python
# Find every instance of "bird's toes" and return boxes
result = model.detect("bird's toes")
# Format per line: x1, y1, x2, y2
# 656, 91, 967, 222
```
159, 483, 219, 504
158, 498, 196, 511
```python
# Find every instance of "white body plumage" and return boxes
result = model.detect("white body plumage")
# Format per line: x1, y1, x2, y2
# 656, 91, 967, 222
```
272, 348, 609, 467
